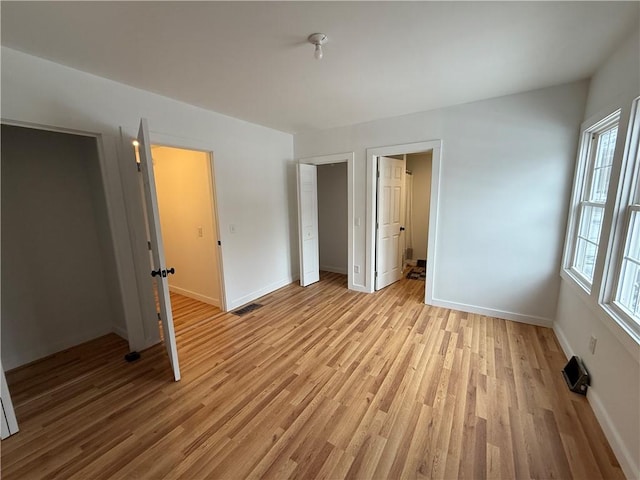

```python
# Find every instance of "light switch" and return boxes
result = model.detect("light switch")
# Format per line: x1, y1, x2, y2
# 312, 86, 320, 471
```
197, 226, 203, 238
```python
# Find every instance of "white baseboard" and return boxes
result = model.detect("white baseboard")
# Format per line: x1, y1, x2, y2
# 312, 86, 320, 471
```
227, 276, 297, 311
168, 285, 220, 308
3, 325, 113, 371
587, 388, 639, 480
320, 265, 348, 275
553, 323, 573, 358
430, 297, 554, 328
553, 323, 639, 480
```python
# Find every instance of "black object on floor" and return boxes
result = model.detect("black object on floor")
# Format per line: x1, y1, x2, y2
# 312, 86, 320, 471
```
232, 303, 264, 316
406, 266, 426, 280
562, 356, 589, 395
417, 259, 426, 268
125, 351, 141, 362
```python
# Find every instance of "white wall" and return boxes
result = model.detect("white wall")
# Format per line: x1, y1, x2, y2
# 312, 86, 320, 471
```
1, 47, 295, 351
1, 125, 119, 369
406, 152, 432, 262
153, 146, 221, 307
295, 80, 588, 325
554, 27, 640, 479
317, 163, 348, 274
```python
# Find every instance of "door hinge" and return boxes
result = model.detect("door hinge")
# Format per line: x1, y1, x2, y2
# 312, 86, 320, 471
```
157, 312, 161, 320
147, 241, 152, 250
217, 240, 221, 246
377, 170, 380, 178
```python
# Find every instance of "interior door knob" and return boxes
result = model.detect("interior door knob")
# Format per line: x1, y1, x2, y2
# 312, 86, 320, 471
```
166, 267, 175, 275
400, 226, 406, 231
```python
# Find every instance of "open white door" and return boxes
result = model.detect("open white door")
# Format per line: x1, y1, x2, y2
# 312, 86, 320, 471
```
375, 156, 406, 290
297, 163, 320, 286
137, 119, 181, 381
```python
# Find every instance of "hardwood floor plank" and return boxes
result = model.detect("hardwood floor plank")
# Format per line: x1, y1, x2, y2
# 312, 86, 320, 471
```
1, 272, 625, 479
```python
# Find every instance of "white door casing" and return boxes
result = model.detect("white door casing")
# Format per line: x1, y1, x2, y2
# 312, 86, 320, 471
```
137, 119, 181, 382
297, 163, 320, 286
1, 362, 19, 439
375, 156, 406, 290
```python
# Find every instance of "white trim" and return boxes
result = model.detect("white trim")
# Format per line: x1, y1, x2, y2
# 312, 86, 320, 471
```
147, 132, 228, 312
227, 275, 298, 311
1, 362, 19, 438
553, 322, 573, 359
554, 322, 639, 480
562, 109, 623, 292
587, 387, 639, 480
431, 297, 553, 328
366, 141, 443, 305
298, 152, 355, 290
169, 285, 220, 308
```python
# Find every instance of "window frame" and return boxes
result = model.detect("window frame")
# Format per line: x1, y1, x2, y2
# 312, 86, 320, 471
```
564, 110, 621, 292
603, 97, 640, 341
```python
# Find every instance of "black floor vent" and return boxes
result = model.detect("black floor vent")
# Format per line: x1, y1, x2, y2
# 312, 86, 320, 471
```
232, 303, 263, 316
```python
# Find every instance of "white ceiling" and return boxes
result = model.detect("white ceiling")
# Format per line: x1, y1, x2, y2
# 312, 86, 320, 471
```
1, 2, 638, 133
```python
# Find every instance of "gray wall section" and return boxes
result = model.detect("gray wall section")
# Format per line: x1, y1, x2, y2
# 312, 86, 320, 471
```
1, 125, 122, 369
317, 163, 348, 274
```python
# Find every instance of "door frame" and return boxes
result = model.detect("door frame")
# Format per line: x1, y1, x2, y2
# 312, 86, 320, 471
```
149, 142, 227, 312
366, 141, 442, 303
298, 152, 355, 290
1, 118, 147, 352
120, 129, 228, 347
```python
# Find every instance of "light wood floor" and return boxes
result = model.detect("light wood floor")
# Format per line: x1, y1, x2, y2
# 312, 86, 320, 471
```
2, 272, 623, 479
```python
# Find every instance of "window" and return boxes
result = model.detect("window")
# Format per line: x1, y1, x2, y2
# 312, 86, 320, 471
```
569, 112, 620, 286
611, 98, 640, 337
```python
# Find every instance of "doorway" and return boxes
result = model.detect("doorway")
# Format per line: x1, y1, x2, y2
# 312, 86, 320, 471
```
296, 152, 355, 290
151, 145, 224, 310
366, 141, 442, 303
404, 151, 433, 270
1, 123, 128, 433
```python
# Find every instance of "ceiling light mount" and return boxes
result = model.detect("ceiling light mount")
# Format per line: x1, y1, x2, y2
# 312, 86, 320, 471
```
308, 33, 328, 60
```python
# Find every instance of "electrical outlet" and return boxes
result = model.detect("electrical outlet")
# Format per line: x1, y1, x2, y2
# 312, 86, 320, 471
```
588, 335, 597, 355
197, 226, 203, 238
354, 265, 360, 274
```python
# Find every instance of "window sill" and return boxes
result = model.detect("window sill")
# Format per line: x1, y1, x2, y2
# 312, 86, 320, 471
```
560, 268, 592, 295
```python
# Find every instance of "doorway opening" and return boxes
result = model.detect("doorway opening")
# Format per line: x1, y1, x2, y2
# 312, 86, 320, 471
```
132, 135, 227, 382
150, 145, 224, 310
366, 141, 442, 303
297, 152, 355, 290
149, 144, 225, 361
1, 123, 129, 433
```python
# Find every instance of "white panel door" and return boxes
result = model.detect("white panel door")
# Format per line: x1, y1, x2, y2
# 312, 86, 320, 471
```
137, 119, 181, 382
297, 163, 320, 286
375, 156, 406, 290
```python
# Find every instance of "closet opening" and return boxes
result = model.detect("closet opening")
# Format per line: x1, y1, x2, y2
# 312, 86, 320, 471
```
1, 124, 128, 427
